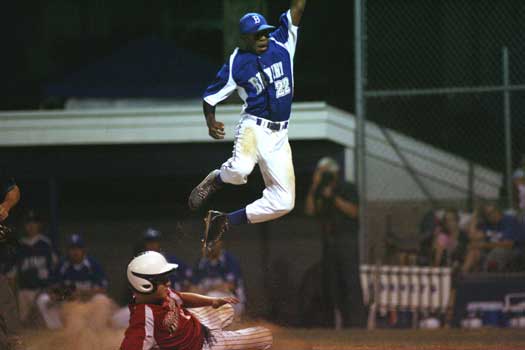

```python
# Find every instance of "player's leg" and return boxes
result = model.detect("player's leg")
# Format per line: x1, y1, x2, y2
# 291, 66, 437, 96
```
35, 292, 63, 329
189, 120, 257, 211
204, 327, 273, 350
187, 303, 235, 330
202, 126, 294, 249
245, 134, 295, 223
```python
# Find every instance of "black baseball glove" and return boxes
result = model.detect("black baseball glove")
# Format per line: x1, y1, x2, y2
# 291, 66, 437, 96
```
0, 223, 11, 243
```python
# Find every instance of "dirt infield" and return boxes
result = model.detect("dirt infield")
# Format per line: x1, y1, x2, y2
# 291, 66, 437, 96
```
22, 299, 525, 350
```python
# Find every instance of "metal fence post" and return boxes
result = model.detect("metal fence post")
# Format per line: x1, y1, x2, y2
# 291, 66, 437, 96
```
355, 0, 367, 264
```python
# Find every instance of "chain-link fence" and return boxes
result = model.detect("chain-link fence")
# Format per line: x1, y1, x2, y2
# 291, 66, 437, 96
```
356, 0, 525, 264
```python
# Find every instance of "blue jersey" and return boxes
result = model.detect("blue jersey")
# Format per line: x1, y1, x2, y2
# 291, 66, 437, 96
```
204, 10, 299, 122
56, 255, 108, 291
192, 251, 246, 304
166, 255, 192, 291
10, 234, 58, 289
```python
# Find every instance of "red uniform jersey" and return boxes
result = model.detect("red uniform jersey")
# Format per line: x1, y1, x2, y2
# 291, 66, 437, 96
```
120, 289, 204, 350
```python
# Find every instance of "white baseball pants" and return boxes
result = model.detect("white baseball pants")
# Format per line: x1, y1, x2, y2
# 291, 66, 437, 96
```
219, 116, 295, 223
190, 304, 272, 350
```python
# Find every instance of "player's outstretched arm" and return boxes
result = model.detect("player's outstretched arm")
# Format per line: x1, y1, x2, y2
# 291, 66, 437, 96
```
179, 292, 239, 308
203, 101, 225, 140
0, 185, 20, 222
291, 0, 306, 26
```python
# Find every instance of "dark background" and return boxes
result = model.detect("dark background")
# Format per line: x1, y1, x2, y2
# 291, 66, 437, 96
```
1, 1, 525, 171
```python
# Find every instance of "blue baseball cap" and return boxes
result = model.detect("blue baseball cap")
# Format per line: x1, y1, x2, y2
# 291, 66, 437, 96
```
68, 233, 85, 248
239, 12, 275, 35
143, 227, 162, 241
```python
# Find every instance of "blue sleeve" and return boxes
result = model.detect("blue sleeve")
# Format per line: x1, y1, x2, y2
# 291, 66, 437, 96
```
203, 60, 238, 106
270, 11, 292, 44
225, 253, 243, 286
91, 258, 109, 289
191, 260, 204, 285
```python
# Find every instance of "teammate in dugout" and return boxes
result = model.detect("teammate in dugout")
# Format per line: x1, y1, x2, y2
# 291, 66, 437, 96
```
120, 251, 272, 350
188, 0, 307, 246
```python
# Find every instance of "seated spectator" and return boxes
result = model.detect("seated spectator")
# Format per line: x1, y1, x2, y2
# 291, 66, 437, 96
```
462, 203, 525, 273
432, 209, 468, 268
7, 210, 58, 325
36, 233, 109, 329
191, 241, 246, 318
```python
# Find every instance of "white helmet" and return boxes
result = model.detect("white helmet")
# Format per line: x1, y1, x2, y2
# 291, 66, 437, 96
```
127, 251, 178, 294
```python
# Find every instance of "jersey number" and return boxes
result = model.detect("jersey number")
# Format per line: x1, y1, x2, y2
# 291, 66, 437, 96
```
275, 77, 291, 98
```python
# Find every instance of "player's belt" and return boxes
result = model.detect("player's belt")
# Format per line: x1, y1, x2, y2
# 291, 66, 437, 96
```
255, 118, 289, 131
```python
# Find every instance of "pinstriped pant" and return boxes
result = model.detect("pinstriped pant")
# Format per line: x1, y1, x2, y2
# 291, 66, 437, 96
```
189, 304, 273, 350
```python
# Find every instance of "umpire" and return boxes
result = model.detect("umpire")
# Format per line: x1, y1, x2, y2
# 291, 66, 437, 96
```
305, 157, 366, 329
0, 172, 23, 350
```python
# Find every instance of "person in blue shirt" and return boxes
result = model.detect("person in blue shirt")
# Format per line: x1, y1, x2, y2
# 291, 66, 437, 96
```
56, 233, 108, 293
139, 227, 192, 291
111, 227, 194, 329
8, 210, 58, 324
191, 241, 246, 317
36, 233, 109, 329
462, 203, 525, 273
188, 0, 307, 249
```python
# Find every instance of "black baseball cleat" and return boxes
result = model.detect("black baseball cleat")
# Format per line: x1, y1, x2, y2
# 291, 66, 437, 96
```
202, 210, 230, 255
188, 170, 222, 211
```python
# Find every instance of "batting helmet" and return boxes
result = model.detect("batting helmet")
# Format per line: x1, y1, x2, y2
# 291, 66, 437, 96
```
127, 251, 178, 294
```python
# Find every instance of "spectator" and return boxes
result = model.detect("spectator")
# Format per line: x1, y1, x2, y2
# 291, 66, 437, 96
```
513, 154, 525, 224
36, 233, 109, 329
305, 157, 366, 329
191, 241, 246, 318
8, 210, 58, 325
462, 203, 525, 273
432, 209, 468, 268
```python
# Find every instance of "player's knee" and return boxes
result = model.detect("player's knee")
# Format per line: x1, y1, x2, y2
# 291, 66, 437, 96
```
221, 163, 253, 185
272, 191, 294, 216
281, 190, 295, 213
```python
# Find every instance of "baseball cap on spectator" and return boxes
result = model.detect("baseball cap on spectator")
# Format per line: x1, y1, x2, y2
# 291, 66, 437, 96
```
239, 13, 275, 35
513, 168, 525, 180
143, 227, 162, 241
23, 209, 42, 223
316, 157, 340, 173
67, 233, 85, 248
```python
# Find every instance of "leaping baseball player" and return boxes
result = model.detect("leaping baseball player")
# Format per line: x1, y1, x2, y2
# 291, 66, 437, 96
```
120, 251, 272, 350
188, 0, 307, 250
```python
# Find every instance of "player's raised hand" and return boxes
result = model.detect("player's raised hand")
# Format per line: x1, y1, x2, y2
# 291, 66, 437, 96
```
212, 296, 240, 308
0, 204, 9, 221
207, 120, 226, 140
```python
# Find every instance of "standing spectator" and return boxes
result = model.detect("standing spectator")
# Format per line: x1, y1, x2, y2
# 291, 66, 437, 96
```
36, 233, 109, 329
432, 209, 468, 268
0, 173, 23, 349
191, 241, 246, 318
462, 203, 525, 273
513, 154, 525, 225
305, 157, 366, 329
8, 210, 58, 325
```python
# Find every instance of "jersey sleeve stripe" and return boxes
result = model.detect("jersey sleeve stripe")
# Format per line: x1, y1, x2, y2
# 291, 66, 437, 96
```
204, 49, 239, 107
143, 306, 157, 350
285, 10, 299, 59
